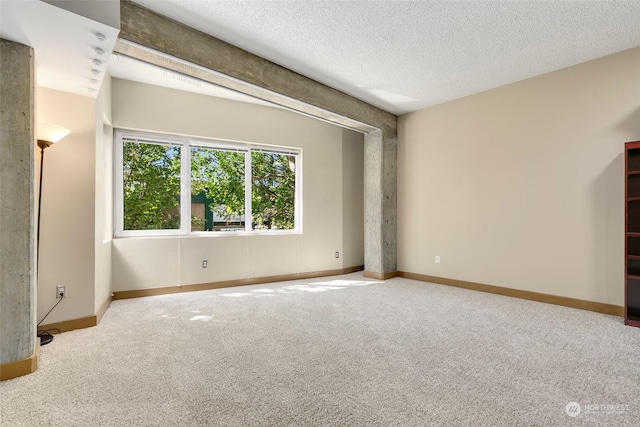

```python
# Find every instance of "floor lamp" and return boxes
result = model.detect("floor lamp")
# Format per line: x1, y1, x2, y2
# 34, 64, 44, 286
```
36, 122, 70, 345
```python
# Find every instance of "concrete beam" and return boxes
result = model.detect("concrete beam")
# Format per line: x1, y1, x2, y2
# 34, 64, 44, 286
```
0, 39, 36, 366
118, 1, 395, 132
113, 39, 379, 134
117, 1, 398, 275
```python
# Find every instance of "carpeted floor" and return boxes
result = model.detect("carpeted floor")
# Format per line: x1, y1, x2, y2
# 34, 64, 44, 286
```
1, 273, 639, 426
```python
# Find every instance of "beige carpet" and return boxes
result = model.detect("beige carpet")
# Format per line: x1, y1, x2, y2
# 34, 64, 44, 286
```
1, 273, 639, 426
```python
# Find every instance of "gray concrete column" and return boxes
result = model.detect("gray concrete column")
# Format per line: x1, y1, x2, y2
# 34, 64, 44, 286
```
0, 39, 36, 365
364, 127, 397, 277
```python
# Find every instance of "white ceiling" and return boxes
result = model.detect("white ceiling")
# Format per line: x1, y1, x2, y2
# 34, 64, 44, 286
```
132, 0, 640, 115
0, 0, 119, 98
2, 1, 638, 116
0, 0, 279, 106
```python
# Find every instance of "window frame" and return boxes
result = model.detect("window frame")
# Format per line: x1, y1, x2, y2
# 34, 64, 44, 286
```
114, 129, 302, 237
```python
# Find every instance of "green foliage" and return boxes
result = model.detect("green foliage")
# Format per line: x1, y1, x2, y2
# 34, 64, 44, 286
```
124, 142, 296, 232
251, 152, 295, 230
191, 148, 246, 221
122, 140, 181, 230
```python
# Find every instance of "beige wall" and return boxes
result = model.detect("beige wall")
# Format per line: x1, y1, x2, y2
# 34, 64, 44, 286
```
398, 47, 640, 306
36, 87, 96, 323
342, 128, 365, 267
36, 79, 116, 325
111, 79, 364, 291
94, 72, 113, 313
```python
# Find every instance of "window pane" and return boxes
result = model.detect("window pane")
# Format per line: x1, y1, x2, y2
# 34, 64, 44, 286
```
251, 151, 296, 230
122, 139, 181, 230
190, 147, 245, 232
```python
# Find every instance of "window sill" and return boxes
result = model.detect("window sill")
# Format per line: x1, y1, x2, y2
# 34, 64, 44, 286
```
114, 230, 302, 239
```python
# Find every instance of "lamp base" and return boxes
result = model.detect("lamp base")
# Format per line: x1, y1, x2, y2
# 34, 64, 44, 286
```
37, 331, 54, 346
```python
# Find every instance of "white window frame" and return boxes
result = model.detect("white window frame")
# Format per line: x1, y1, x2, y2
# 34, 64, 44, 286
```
114, 129, 302, 237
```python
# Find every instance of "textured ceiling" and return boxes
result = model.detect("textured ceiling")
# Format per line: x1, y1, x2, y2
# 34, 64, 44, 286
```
133, 0, 640, 115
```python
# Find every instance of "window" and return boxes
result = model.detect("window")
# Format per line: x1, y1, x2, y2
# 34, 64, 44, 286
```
190, 146, 246, 232
122, 138, 181, 231
115, 130, 301, 236
251, 151, 296, 230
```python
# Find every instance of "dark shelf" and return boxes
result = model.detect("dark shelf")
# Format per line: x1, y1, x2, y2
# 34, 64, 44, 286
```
627, 308, 640, 321
628, 198, 640, 233
626, 277, 640, 325
628, 147, 640, 172
628, 259, 640, 276
625, 318, 640, 327
624, 142, 640, 328
628, 174, 640, 198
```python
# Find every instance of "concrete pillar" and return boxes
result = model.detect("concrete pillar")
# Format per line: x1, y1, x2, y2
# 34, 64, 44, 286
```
0, 39, 36, 373
364, 128, 398, 278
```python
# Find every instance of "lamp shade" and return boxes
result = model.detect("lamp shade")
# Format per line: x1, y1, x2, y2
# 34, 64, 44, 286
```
37, 122, 70, 144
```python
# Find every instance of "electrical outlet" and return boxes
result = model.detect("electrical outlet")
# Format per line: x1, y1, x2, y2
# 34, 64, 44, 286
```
435, 256, 440, 264
202, 260, 208, 268
56, 285, 66, 299
335, 251, 339, 258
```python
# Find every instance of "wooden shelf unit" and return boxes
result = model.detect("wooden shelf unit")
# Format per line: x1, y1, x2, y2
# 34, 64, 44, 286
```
625, 141, 640, 327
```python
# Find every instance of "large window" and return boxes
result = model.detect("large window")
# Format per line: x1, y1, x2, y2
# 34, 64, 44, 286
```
115, 131, 301, 236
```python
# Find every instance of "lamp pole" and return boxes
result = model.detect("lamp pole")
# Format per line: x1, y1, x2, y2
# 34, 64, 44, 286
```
34, 123, 69, 346
36, 139, 52, 263
36, 139, 54, 345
